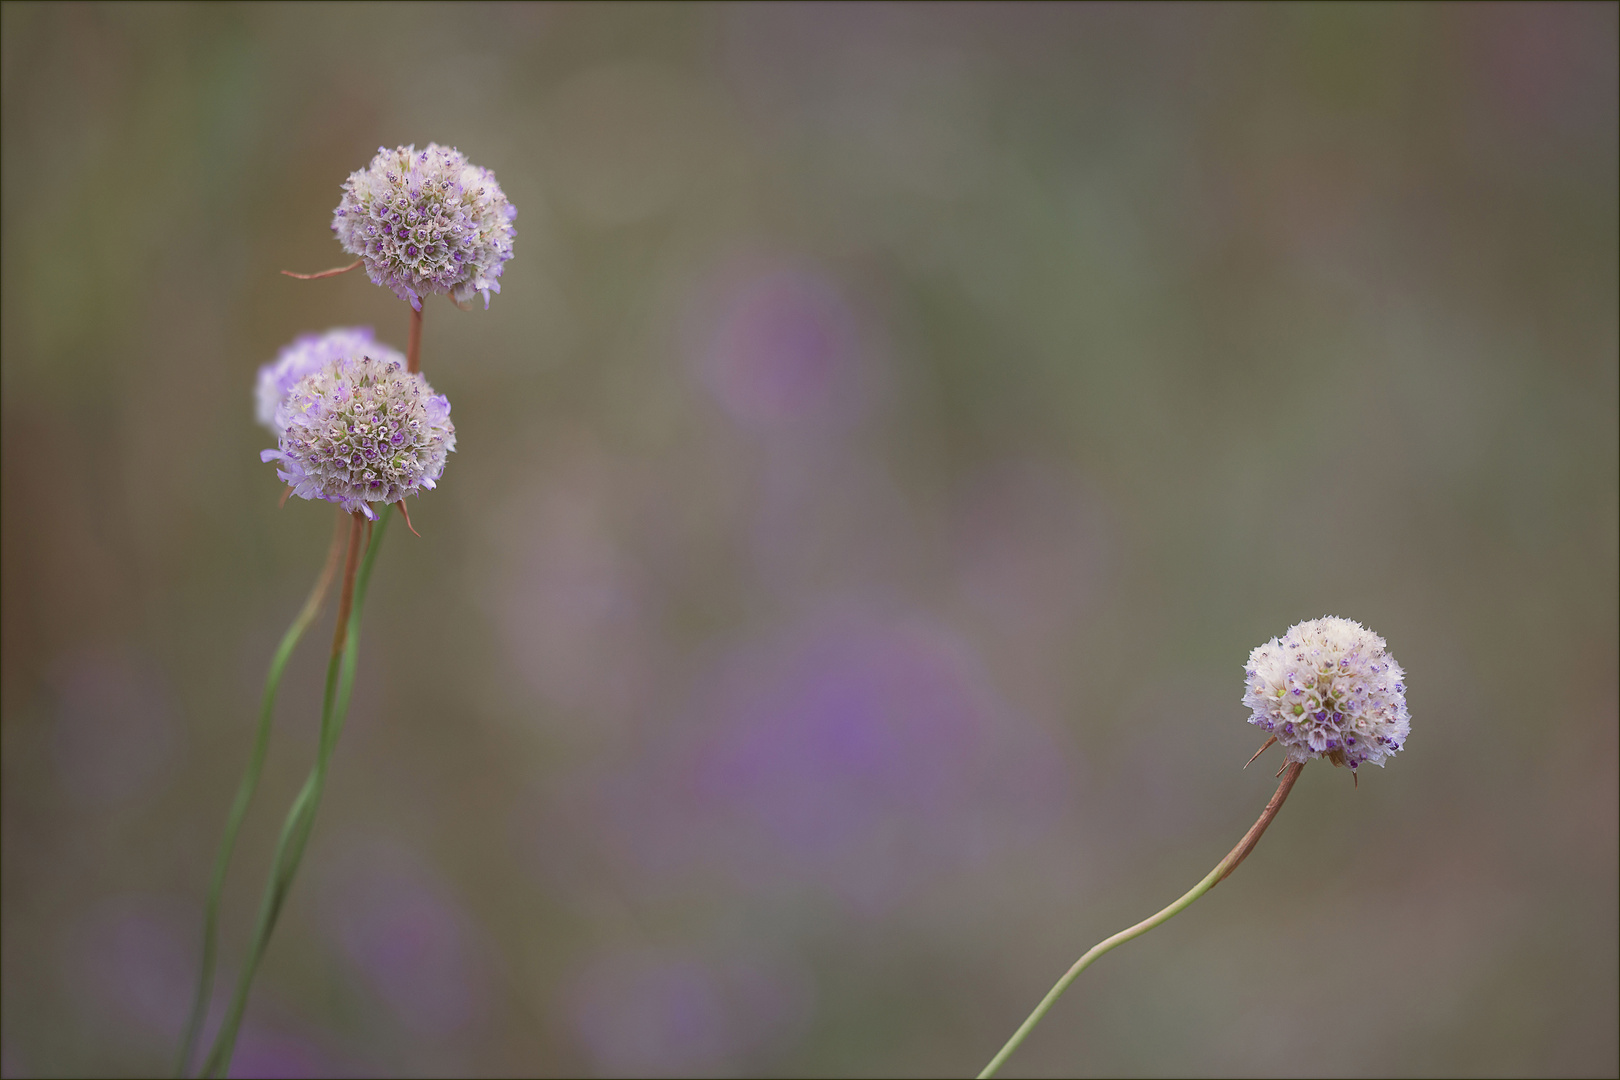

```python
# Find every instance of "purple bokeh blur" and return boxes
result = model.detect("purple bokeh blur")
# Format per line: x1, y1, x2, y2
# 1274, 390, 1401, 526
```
50, 649, 179, 808
695, 260, 867, 434
566, 948, 812, 1077
317, 835, 489, 1041
519, 603, 1074, 910
61, 895, 194, 1042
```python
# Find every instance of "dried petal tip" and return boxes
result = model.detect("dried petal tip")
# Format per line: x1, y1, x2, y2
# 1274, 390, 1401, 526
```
260, 353, 456, 519
332, 143, 516, 311
1242, 617, 1410, 771
255, 327, 395, 434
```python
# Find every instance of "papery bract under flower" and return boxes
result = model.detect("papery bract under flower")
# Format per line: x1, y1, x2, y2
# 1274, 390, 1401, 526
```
255, 328, 400, 435
1243, 617, 1410, 770
260, 354, 455, 519
332, 143, 516, 311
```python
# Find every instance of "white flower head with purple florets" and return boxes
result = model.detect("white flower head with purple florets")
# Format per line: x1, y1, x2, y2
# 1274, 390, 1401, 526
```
255, 327, 401, 435
332, 143, 516, 311
1243, 617, 1410, 771
260, 354, 455, 520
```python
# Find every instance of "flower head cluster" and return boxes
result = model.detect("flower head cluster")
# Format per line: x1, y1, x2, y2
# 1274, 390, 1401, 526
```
1243, 617, 1410, 770
260, 354, 455, 519
255, 327, 399, 434
332, 143, 516, 311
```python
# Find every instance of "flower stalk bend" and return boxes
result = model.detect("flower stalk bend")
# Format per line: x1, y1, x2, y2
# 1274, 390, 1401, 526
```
978, 616, 1410, 1077
978, 761, 1305, 1080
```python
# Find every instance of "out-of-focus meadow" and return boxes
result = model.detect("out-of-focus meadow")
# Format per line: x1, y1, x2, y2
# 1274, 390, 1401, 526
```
2, 4, 1615, 1077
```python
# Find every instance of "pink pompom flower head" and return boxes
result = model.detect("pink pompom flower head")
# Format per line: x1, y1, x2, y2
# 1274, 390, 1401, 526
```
260, 351, 455, 520
331, 143, 516, 311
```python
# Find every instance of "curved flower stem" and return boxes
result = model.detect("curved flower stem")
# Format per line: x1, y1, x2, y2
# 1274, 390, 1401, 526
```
173, 509, 346, 1078
406, 304, 423, 374
199, 509, 392, 1078
977, 761, 1305, 1079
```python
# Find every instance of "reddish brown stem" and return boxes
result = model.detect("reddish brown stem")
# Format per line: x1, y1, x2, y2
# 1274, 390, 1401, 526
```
407, 304, 423, 374
281, 259, 363, 281
314, 507, 348, 604
330, 513, 365, 659
1214, 760, 1304, 886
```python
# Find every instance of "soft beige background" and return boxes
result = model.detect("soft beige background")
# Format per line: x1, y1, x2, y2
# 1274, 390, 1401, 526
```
2, 3, 1615, 1077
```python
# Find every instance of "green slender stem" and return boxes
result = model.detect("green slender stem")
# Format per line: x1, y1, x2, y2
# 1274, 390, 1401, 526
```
174, 513, 346, 1079
199, 510, 392, 1078
978, 761, 1305, 1079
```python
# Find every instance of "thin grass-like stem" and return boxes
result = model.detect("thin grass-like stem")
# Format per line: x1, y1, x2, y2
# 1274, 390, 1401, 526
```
199, 510, 392, 1078
977, 761, 1306, 1079
173, 509, 346, 1078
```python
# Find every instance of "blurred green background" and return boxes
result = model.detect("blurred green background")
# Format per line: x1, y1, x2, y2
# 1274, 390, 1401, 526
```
2, 3, 1616, 1077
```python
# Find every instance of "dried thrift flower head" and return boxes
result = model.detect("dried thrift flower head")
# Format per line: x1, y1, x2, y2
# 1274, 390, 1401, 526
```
260, 354, 455, 519
1243, 617, 1410, 770
255, 327, 401, 434
332, 143, 516, 311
